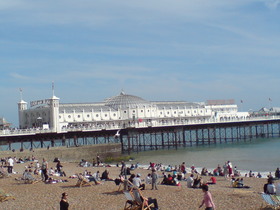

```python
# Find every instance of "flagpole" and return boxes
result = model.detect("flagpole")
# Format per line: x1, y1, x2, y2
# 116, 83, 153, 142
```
52, 81, 55, 97
19, 88, 23, 101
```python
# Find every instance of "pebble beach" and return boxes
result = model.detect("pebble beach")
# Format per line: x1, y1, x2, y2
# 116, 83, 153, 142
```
0, 160, 276, 210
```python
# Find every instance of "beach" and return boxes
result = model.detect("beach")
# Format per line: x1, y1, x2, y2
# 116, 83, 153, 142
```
0, 159, 275, 210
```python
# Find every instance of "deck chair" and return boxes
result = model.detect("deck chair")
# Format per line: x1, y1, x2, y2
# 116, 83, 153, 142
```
118, 179, 134, 192
132, 189, 154, 210
0, 168, 9, 178
124, 191, 139, 210
261, 193, 280, 209
75, 175, 92, 187
0, 189, 15, 202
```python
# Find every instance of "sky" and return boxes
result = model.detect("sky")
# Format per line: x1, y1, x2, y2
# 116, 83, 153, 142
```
1, 0, 280, 126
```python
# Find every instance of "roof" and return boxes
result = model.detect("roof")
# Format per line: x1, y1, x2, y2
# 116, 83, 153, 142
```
104, 91, 152, 110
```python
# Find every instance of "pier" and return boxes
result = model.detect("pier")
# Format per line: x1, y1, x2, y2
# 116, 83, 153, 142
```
1, 116, 280, 153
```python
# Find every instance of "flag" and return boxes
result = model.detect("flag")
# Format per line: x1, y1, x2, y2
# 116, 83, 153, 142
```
269, 98, 272, 101
240, 100, 243, 103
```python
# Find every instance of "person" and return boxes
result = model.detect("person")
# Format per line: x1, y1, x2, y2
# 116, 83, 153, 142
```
101, 169, 113, 181
207, 176, 216, 185
223, 162, 228, 179
120, 161, 126, 177
133, 173, 145, 190
93, 170, 100, 181
227, 161, 233, 177
7, 157, 14, 174
266, 178, 276, 194
60, 192, 69, 210
151, 169, 158, 190
56, 161, 66, 177
193, 176, 202, 189
199, 184, 215, 210
186, 174, 194, 188
249, 170, 254, 177
201, 167, 208, 176
181, 162, 186, 174
257, 172, 262, 178
275, 168, 280, 179
41, 158, 48, 181
145, 174, 152, 185
96, 155, 101, 166
130, 164, 135, 170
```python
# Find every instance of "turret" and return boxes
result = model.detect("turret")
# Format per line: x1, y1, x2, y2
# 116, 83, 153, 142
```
49, 95, 60, 132
18, 99, 27, 129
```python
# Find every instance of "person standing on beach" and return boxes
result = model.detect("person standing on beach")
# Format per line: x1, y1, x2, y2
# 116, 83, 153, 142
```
227, 161, 233, 177
181, 162, 186, 174
7, 157, 14, 174
223, 162, 228, 179
41, 158, 49, 181
151, 169, 158, 190
199, 184, 215, 210
60, 192, 69, 210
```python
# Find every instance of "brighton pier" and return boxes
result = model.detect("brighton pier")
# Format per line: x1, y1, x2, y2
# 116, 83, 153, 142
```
0, 92, 280, 153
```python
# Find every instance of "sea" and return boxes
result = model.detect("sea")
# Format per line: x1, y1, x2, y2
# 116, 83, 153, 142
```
130, 137, 280, 177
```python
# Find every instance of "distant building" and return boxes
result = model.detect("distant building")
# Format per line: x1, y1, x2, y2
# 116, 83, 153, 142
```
18, 91, 249, 132
0, 117, 11, 129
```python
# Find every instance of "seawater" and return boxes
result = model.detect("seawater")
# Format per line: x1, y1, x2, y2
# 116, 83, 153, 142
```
131, 137, 280, 175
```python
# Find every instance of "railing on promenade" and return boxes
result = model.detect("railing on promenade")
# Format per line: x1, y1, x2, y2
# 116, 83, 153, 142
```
1, 115, 280, 137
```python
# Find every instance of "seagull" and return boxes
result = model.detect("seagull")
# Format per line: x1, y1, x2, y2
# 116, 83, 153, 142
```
114, 129, 121, 138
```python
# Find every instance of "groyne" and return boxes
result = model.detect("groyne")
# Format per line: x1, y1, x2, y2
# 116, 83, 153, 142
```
0, 143, 122, 162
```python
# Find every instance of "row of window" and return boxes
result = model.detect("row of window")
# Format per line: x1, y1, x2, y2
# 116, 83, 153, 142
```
60, 113, 118, 119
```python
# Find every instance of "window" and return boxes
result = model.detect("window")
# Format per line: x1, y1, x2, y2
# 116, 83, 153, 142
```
105, 114, 107, 117
96, 114, 99, 117
113, 113, 116, 116
87, 114, 90, 117
174, 111, 176, 114
141, 110, 143, 112
124, 111, 127, 113
78, 115, 80, 118
68, 115, 71, 118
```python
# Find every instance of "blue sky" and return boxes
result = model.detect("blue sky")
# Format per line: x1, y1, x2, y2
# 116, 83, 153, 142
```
1, 0, 280, 126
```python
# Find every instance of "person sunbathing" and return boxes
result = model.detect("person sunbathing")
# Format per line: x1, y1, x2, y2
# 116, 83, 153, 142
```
101, 169, 113, 181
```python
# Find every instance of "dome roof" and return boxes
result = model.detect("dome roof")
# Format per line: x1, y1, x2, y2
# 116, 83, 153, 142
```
104, 91, 151, 110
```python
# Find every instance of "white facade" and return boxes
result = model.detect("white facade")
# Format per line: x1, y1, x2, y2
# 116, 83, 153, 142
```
18, 92, 249, 131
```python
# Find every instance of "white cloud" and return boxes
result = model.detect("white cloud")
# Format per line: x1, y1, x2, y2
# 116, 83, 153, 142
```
263, 0, 280, 10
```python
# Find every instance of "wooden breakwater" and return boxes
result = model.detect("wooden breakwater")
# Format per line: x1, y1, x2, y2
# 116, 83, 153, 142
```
0, 143, 122, 162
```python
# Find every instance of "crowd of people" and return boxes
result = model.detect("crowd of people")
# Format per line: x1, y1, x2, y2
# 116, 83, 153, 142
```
2, 154, 280, 210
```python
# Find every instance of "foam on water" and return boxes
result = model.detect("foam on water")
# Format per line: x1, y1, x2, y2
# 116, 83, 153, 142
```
130, 137, 280, 177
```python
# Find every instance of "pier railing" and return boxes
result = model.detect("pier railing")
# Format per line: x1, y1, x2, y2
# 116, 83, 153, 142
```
1, 115, 280, 137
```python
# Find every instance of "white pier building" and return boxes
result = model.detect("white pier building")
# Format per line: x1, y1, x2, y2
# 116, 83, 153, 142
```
17, 92, 249, 132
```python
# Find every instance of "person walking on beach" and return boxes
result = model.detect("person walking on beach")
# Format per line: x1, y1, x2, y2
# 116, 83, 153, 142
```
60, 192, 69, 210
223, 162, 228, 179
7, 157, 14, 174
199, 184, 215, 210
41, 158, 49, 181
151, 169, 158, 190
